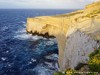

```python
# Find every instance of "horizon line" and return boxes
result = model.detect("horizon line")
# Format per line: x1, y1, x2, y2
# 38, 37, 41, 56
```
0, 8, 81, 10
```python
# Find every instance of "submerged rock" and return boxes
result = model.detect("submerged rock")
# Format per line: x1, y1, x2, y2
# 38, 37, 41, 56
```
26, 1, 100, 71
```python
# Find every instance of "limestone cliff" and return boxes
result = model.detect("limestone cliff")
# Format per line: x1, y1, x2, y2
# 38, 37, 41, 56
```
26, 1, 100, 71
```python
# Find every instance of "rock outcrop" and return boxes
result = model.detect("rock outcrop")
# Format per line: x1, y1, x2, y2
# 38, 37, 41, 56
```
26, 1, 100, 71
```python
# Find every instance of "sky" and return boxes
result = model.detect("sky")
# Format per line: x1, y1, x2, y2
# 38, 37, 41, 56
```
0, 0, 97, 9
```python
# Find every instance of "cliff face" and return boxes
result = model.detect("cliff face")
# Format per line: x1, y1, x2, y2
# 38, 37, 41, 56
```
26, 1, 100, 71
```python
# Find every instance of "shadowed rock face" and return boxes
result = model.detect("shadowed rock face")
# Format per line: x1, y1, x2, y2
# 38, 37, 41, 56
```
26, 1, 100, 71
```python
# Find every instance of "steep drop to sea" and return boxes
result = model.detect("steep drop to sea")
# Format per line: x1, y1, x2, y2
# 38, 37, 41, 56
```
27, 1, 100, 71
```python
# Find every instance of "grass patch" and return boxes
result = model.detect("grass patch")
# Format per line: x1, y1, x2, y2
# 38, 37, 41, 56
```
88, 48, 100, 72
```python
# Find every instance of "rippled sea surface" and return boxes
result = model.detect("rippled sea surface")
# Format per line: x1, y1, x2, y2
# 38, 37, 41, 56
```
0, 9, 75, 75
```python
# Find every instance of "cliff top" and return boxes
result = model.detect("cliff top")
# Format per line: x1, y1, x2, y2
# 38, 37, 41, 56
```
85, 1, 100, 9
27, 1, 100, 40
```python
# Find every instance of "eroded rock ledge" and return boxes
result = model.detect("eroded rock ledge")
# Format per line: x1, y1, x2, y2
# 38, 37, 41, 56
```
26, 1, 100, 71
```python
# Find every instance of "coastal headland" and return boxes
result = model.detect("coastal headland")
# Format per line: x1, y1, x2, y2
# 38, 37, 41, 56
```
26, 1, 100, 71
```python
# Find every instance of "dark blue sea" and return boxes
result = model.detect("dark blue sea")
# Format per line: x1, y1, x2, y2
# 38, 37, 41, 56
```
0, 9, 75, 75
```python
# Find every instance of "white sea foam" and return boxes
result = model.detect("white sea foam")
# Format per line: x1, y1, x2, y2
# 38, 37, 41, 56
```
1, 26, 8, 31
14, 23, 56, 41
44, 62, 55, 68
14, 27, 45, 41
46, 40, 55, 46
31, 58, 37, 62
15, 28, 26, 34
45, 54, 58, 61
22, 21, 26, 24
47, 38, 57, 45
33, 64, 54, 75
14, 33, 32, 40
1, 57, 7, 61
23, 23, 26, 27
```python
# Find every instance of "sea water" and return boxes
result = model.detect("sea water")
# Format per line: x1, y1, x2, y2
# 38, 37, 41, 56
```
0, 9, 75, 75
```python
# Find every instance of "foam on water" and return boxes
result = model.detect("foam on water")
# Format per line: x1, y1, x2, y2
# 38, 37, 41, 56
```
15, 28, 26, 34
1, 57, 7, 61
14, 23, 45, 41
46, 41, 55, 46
45, 54, 58, 61
33, 64, 55, 75
1, 26, 8, 31
14, 32, 46, 41
14, 33, 32, 40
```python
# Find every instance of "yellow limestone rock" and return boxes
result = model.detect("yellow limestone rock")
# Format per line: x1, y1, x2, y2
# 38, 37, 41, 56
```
26, 1, 100, 71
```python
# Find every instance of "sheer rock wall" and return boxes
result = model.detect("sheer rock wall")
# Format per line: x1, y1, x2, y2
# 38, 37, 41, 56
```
26, 1, 100, 71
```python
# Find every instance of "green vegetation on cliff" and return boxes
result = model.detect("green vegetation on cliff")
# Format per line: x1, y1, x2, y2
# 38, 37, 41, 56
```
88, 47, 100, 72
54, 47, 100, 75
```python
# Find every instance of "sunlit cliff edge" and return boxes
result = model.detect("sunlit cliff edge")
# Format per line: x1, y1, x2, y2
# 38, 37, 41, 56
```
26, 1, 100, 71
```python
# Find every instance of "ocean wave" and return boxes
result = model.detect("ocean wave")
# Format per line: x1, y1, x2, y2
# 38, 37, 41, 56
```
0, 26, 8, 31
33, 63, 56, 75
14, 26, 46, 41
